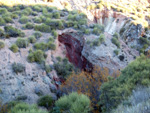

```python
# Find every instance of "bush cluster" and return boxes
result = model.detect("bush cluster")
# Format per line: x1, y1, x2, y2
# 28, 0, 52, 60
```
0, 28, 5, 37
10, 103, 48, 113
16, 38, 29, 48
23, 22, 34, 29
12, 62, 25, 73
34, 17, 42, 23
19, 16, 29, 24
10, 44, 19, 53
55, 92, 91, 113
27, 50, 47, 63
0, 17, 6, 26
54, 58, 74, 78
33, 32, 42, 39
111, 37, 120, 48
4, 26, 25, 38
37, 95, 53, 109
99, 55, 150, 112
34, 24, 51, 33
3, 17, 13, 23
28, 36, 36, 43
0, 41, 5, 49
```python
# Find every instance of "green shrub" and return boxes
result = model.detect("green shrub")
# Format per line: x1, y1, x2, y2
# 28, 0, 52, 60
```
12, 62, 25, 73
3, 17, 13, 23
58, 20, 64, 30
56, 56, 62, 62
11, 14, 19, 19
23, 22, 34, 29
27, 52, 35, 63
33, 32, 42, 39
34, 24, 51, 33
53, 12, 60, 19
99, 55, 150, 112
42, 8, 48, 14
43, 13, 53, 18
47, 41, 56, 50
45, 19, 64, 30
0, 41, 4, 49
28, 36, 36, 43
4, 26, 25, 38
111, 37, 120, 48
78, 19, 87, 25
54, 59, 74, 77
92, 27, 101, 35
10, 103, 48, 113
45, 65, 52, 73
51, 30, 58, 38
84, 29, 90, 34
99, 34, 105, 43
34, 42, 48, 51
113, 32, 120, 39
28, 50, 46, 63
37, 95, 53, 109
55, 92, 91, 113
49, 37, 55, 42
34, 17, 42, 23
0, 17, 6, 26
92, 39, 101, 46
65, 21, 75, 28
0, 8, 8, 14
139, 37, 150, 45
0, 28, 4, 37
16, 38, 29, 48
32, 5, 41, 12
31, 11, 38, 16
114, 49, 119, 55
10, 44, 19, 53
19, 16, 29, 24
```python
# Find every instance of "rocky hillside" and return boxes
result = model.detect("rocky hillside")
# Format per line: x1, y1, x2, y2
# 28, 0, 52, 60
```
0, 0, 150, 112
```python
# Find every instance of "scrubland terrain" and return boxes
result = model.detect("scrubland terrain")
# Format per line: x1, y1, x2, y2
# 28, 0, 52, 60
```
0, 0, 150, 113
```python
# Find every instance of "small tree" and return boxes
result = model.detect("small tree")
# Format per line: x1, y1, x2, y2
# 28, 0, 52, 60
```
55, 92, 91, 113
60, 66, 119, 106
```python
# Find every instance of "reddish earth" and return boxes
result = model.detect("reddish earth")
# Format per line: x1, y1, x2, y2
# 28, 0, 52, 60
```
58, 33, 93, 71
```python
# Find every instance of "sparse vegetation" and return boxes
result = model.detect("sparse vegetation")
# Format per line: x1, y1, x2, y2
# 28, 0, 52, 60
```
34, 17, 42, 23
23, 22, 34, 29
112, 37, 120, 48
33, 32, 42, 39
0, 17, 6, 26
3, 16, 13, 23
12, 62, 25, 73
4, 25, 25, 38
27, 50, 46, 63
114, 49, 119, 55
34, 24, 51, 33
10, 44, 19, 53
34, 42, 48, 51
28, 36, 36, 43
54, 58, 74, 78
37, 95, 53, 109
0, 41, 5, 49
19, 16, 29, 24
16, 38, 29, 48
10, 103, 48, 113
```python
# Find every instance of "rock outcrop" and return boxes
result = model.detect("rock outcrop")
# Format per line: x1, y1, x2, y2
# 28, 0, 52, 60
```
58, 31, 139, 72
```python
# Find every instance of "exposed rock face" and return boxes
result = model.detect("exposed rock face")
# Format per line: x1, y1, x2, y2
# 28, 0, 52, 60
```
91, 9, 144, 49
58, 31, 139, 71
58, 32, 93, 71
